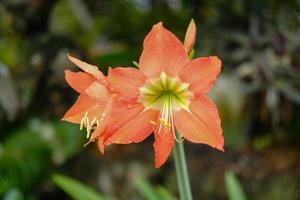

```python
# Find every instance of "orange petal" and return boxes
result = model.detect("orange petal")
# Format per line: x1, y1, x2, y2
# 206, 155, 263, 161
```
139, 22, 188, 78
107, 67, 146, 102
91, 101, 145, 147
67, 54, 105, 82
64, 70, 95, 94
89, 95, 118, 141
62, 95, 104, 124
153, 125, 174, 168
85, 81, 112, 101
99, 102, 145, 147
97, 135, 106, 154
184, 19, 196, 52
179, 56, 221, 94
174, 95, 224, 151
107, 109, 158, 144
107, 102, 144, 133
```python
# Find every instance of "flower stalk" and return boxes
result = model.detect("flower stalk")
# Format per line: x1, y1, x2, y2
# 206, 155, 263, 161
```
174, 131, 193, 200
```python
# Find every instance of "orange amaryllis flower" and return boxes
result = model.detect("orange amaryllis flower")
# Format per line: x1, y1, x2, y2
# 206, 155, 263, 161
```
62, 55, 117, 151
106, 22, 224, 168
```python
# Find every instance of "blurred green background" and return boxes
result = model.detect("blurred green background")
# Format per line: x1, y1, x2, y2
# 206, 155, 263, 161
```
0, 0, 300, 199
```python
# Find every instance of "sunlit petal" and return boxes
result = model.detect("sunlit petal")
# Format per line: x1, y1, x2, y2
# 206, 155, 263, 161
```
153, 125, 174, 168
174, 95, 223, 151
107, 109, 158, 144
64, 70, 95, 94
107, 67, 146, 102
179, 56, 221, 94
68, 54, 105, 81
139, 22, 188, 78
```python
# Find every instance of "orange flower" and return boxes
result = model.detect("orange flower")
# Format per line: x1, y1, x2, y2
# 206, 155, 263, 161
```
105, 22, 224, 168
62, 55, 117, 152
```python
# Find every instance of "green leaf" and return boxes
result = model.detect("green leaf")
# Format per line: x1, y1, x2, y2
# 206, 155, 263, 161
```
0, 38, 20, 67
132, 177, 162, 200
52, 174, 106, 200
52, 121, 84, 161
156, 186, 176, 200
92, 50, 139, 71
0, 128, 51, 194
49, 0, 80, 36
225, 170, 247, 200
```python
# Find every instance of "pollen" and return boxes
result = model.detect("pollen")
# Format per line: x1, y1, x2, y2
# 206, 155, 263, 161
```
159, 118, 171, 127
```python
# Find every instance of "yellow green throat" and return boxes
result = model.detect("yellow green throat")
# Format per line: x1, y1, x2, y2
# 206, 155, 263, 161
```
139, 72, 193, 130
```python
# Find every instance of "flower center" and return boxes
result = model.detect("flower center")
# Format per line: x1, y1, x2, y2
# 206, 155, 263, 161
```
139, 72, 192, 135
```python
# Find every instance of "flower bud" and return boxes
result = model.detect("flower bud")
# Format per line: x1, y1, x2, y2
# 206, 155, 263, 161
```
184, 19, 196, 52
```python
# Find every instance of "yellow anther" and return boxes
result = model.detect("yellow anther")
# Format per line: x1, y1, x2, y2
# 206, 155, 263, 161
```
159, 118, 171, 127
79, 112, 100, 139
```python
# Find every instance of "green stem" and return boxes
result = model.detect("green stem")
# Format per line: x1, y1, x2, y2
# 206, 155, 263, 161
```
173, 131, 193, 200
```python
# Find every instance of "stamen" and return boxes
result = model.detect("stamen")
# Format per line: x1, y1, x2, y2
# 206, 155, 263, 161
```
173, 131, 185, 143
132, 61, 139, 67
83, 139, 95, 147
159, 118, 170, 127
91, 117, 97, 128
80, 112, 88, 130
150, 120, 156, 125
80, 117, 85, 130
79, 112, 101, 140
139, 72, 193, 143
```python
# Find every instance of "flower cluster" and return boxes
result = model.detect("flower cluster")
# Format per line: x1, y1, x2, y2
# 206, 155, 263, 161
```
62, 20, 224, 168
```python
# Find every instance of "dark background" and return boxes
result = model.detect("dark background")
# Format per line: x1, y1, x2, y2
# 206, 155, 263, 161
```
0, 0, 300, 199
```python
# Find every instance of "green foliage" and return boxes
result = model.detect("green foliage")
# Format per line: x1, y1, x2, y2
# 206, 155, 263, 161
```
92, 50, 139, 72
44, 120, 85, 164
49, 0, 81, 36
132, 177, 176, 200
0, 120, 84, 198
0, 128, 51, 195
26, 119, 85, 165
132, 177, 161, 200
2, 188, 24, 200
253, 134, 273, 150
52, 174, 106, 200
0, 38, 19, 67
50, 174, 177, 200
225, 170, 247, 200
155, 186, 176, 200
